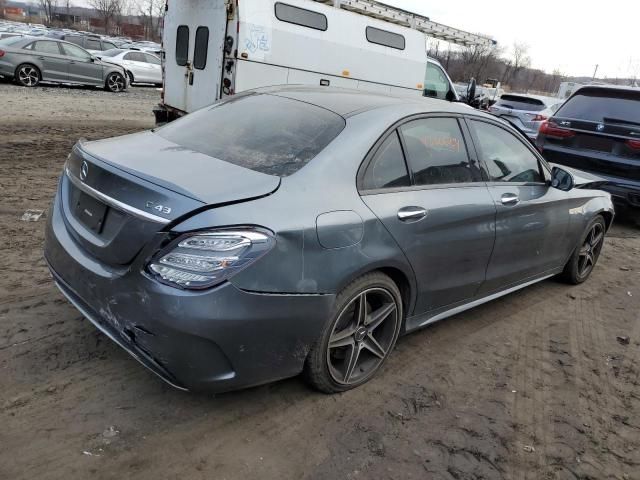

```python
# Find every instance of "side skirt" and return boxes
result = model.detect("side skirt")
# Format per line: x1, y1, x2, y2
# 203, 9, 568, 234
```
404, 270, 561, 333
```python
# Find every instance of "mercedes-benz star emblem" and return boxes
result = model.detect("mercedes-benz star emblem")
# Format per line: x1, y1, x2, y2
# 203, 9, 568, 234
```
80, 161, 89, 181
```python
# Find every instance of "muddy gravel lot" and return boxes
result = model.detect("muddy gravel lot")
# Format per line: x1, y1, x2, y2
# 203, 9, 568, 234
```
1, 82, 639, 480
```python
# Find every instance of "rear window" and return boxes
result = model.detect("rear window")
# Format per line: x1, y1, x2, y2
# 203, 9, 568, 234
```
496, 95, 546, 112
555, 88, 640, 124
156, 94, 345, 177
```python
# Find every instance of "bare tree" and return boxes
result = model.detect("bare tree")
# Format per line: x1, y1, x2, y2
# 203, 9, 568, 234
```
0, 0, 6, 19
136, 0, 163, 40
39, 0, 59, 26
88, 0, 122, 35
503, 42, 531, 89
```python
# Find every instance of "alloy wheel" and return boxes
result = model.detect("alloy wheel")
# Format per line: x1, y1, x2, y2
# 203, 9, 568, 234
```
578, 222, 604, 278
326, 287, 399, 386
107, 73, 125, 92
18, 66, 39, 87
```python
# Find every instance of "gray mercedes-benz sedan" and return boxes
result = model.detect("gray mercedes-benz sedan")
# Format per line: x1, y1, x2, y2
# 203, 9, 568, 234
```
44, 87, 614, 393
0, 36, 127, 91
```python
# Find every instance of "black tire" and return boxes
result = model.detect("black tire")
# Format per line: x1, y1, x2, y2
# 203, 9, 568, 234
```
126, 71, 135, 85
561, 215, 606, 284
15, 63, 41, 87
304, 272, 403, 393
105, 72, 126, 92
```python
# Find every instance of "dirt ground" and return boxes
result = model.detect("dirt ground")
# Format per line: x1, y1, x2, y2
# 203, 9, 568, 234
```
1, 82, 639, 480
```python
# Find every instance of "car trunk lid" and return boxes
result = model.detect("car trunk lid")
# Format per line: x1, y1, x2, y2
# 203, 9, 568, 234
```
61, 132, 280, 265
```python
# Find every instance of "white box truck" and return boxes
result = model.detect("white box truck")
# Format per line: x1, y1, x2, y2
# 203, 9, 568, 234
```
154, 0, 495, 123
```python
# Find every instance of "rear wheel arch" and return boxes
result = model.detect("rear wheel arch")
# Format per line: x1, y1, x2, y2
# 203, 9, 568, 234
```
335, 264, 416, 323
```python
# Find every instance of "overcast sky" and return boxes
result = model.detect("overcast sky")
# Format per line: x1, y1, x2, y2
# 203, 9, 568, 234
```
54, 0, 639, 78
385, 0, 639, 79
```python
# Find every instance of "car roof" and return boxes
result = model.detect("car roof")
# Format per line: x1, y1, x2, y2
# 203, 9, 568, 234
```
251, 85, 474, 118
573, 84, 640, 95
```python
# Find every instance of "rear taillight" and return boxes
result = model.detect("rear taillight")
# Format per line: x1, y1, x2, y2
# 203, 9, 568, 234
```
539, 120, 575, 139
627, 139, 640, 151
0, 50, 5, 58
532, 114, 547, 122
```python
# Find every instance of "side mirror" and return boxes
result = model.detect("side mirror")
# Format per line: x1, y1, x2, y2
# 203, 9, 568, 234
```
551, 166, 575, 191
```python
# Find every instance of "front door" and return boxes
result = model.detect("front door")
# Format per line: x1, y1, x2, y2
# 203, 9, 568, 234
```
466, 118, 570, 294
163, 0, 228, 113
59, 43, 103, 86
360, 116, 497, 316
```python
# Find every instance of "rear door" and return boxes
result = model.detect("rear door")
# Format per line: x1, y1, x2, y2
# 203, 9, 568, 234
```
467, 118, 570, 294
360, 115, 496, 316
164, 0, 228, 113
30, 40, 68, 82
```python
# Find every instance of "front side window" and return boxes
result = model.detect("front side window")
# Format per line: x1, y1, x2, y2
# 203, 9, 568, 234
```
365, 26, 405, 50
61, 43, 92, 60
176, 25, 189, 66
275, 2, 328, 31
193, 26, 209, 70
424, 62, 451, 100
362, 132, 410, 190
156, 93, 345, 177
470, 120, 544, 183
400, 118, 475, 185
33, 41, 61, 55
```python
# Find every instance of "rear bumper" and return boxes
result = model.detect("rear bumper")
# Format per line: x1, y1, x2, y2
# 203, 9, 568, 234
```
44, 184, 335, 392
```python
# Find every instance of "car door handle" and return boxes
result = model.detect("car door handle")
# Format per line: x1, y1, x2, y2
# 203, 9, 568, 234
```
397, 207, 427, 222
501, 193, 519, 205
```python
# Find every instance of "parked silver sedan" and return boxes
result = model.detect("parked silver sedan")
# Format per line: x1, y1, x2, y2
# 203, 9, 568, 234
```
0, 36, 128, 92
489, 94, 562, 141
97, 49, 162, 86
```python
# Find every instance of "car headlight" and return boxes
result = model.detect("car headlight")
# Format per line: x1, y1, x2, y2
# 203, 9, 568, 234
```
148, 228, 274, 289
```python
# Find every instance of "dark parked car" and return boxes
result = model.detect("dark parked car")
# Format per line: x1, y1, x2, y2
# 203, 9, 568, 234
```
0, 37, 128, 91
537, 85, 640, 215
44, 87, 614, 394
57, 34, 118, 54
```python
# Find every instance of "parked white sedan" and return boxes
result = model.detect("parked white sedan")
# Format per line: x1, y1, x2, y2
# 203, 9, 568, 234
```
98, 49, 161, 86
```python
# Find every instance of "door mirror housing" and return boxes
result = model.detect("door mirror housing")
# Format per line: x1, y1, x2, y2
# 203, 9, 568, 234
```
550, 166, 575, 191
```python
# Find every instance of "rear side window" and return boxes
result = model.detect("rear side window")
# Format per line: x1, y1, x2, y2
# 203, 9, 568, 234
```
400, 118, 475, 185
275, 2, 328, 31
366, 26, 405, 50
33, 41, 61, 55
555, 88, 640, 124
193, 26, 209, 70
496, 95, 547, 112
126, 52, 146, 62
470, 120, 544, 183
176, 25, 189, 66
156, 94, 345, 177
65, 36, 83, 46
362, 132, 410, 190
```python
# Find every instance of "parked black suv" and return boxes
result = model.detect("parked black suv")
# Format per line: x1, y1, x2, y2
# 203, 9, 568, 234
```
537, 86, 640, 214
